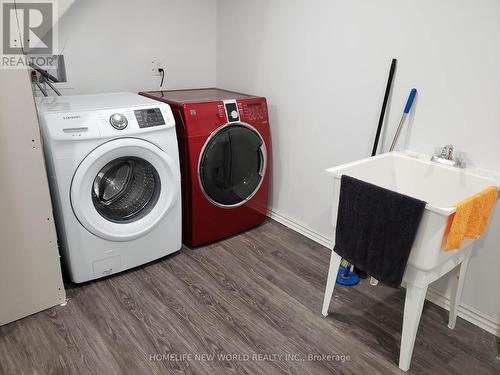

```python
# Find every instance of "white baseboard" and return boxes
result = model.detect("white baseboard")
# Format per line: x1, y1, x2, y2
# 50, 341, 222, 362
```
267, 209, 333, 248
425, 288, 499, 337
267, 208, 500, 337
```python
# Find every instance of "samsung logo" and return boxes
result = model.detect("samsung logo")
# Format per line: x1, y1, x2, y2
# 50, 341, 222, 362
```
62, 115, 81, 120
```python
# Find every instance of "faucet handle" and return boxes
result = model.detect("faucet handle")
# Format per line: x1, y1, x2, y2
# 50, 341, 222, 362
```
440, 145, 454, 160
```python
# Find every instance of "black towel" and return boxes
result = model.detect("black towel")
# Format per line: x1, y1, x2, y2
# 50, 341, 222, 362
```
334, 175, 426, 288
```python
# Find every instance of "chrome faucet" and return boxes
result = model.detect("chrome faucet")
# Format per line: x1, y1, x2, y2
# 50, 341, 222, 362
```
431, 145, 466, 168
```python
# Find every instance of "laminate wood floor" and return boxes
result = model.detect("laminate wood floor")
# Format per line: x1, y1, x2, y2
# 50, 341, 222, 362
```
1, 219, 499, 375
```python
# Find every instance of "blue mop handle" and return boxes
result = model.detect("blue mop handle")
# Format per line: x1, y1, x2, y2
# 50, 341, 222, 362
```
404, 88, 417, 114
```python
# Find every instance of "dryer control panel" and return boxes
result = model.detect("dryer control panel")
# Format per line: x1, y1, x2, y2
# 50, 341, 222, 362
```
224, 100, 240, 123
222, 99, 268, 124
241, 101, 268, 122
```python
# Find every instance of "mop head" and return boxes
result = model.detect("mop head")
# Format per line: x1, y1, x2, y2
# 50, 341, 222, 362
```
336, 266, 360, 286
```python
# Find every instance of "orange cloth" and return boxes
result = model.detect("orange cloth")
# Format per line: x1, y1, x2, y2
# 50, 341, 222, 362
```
446, 186, 498, 250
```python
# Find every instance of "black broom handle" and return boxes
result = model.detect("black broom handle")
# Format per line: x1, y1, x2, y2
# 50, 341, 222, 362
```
346, 58, 397, 280
371, 58, 397, 156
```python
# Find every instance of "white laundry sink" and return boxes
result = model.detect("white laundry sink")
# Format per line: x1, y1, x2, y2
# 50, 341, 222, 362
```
322, 151, 499, 371
325, 151, 499, 272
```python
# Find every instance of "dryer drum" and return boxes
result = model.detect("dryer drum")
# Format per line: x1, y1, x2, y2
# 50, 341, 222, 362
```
92, 156, 161, 223
199, 124, 266, 208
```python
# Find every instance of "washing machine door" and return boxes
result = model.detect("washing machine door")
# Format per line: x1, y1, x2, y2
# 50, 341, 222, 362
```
198, 123, 267, 208
71, 138, 179, 241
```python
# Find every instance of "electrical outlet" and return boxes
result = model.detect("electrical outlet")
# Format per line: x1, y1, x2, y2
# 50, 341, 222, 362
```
151, 59, 165, 76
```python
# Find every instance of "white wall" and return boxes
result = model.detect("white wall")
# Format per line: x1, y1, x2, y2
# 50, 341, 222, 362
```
54, 0, 216, 95
217, 0, 500, 333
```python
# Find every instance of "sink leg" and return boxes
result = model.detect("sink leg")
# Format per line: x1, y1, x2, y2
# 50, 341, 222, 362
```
399, 284, 428, 372
322, 251, 342, 316
448, 256, 470, 329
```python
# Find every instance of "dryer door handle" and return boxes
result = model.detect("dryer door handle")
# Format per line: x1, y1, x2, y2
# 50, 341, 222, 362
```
258, 144, 266, 177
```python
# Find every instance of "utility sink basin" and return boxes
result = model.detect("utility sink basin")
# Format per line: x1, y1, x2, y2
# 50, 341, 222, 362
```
325, 151, 499, 272
322, 151, 499, 371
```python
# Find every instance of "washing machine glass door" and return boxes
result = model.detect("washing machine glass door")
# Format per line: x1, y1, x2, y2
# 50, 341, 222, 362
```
71, 138, 180, 241
199, 123, 267, 207
91, 157, 160, 223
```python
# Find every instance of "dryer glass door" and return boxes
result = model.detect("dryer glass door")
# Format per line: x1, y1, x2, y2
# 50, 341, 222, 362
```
199, 124, 266, 207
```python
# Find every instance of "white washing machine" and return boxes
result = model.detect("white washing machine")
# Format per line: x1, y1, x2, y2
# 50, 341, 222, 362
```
36, 92, 182, 283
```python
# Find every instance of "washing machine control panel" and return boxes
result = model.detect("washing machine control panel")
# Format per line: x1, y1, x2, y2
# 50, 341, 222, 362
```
134, 108, 165, 128
109, 113, 128, 130
39, 101, 175, 142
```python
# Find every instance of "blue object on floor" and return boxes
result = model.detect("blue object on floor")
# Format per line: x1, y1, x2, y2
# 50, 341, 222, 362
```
336, 266, 360, 286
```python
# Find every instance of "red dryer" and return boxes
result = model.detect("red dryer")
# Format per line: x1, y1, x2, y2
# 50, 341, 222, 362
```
139, 88, 270, 246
